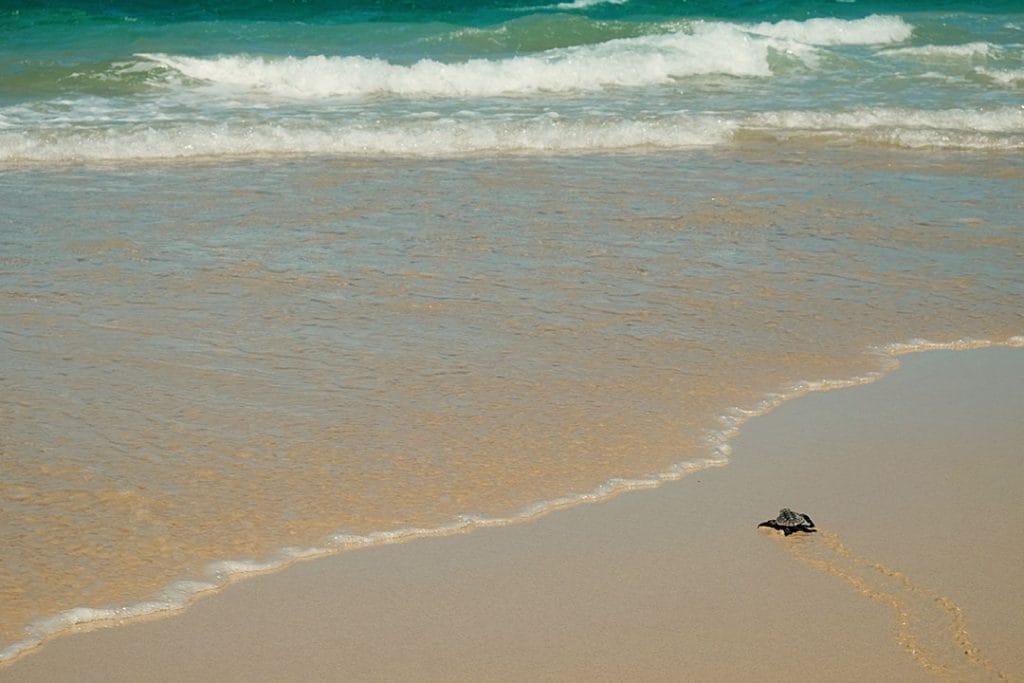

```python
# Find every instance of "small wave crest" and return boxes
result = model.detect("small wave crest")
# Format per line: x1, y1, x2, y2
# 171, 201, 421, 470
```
0, 114, 737, 162
748, 107, 1024, 149
975, 66, 1024, 86
882, 42, 998, 59
529, 0, 629, 10
743, 14, 913, 46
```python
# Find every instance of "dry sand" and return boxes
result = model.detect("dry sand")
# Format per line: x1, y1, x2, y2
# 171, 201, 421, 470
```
3, 347, 1022, 682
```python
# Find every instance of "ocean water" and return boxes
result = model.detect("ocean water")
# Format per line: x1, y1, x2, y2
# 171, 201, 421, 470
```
1, 0, 1022, 663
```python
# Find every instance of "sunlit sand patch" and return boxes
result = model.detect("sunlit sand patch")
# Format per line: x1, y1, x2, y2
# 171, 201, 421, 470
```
774, 529, 1016, 681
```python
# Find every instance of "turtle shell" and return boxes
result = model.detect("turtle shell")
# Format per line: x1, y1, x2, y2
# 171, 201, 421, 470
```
775, 508, 810, 527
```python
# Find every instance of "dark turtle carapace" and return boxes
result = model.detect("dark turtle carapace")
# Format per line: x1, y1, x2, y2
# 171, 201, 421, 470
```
758, 508, 816, 535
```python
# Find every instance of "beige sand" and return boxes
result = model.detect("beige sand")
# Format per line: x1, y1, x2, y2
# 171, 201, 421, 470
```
4, 347, 1022, 682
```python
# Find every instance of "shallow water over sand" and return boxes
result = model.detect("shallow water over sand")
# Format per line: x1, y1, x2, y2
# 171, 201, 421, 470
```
1, 144, 1022, 657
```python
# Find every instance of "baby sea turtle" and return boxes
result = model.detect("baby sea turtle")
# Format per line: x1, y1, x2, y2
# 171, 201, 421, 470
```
758, 508, 816, 535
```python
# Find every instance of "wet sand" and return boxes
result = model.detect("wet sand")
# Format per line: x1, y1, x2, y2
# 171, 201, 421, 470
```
4, 347, 1022, 682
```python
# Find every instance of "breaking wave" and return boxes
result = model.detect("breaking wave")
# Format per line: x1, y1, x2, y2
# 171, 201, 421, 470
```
133, 15, 912, 99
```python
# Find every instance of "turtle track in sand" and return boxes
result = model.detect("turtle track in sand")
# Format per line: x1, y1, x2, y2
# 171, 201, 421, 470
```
780, 530, 1018, 682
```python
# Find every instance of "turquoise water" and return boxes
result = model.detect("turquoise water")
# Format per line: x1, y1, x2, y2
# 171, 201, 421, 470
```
1, 0, 1022, 667
2, 1, 1022, 160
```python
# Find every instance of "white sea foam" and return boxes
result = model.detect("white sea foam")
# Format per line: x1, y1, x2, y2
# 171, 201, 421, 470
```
0, 579, 212, 663
4, 102, 1022, 162
552, 0, 628, 9
135, 16, 911, 101
138, 25, 775, 99
744, 14, 913, 45
749, 106, 1024, 149
754, 106, 1024, 133
882, 42, 997, 59
516, 0, 627, 11
883, 337, 1024, 356
0, 114, 737, 162
975, 66, 1024, 86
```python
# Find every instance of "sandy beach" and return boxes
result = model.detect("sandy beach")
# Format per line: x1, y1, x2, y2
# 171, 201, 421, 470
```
3, 346, 1022, 682
4, 3, 1022, 680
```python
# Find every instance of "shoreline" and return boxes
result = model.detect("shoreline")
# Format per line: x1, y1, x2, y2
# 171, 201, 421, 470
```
0, 338, 1013, 664
3, 343, 1023, 680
